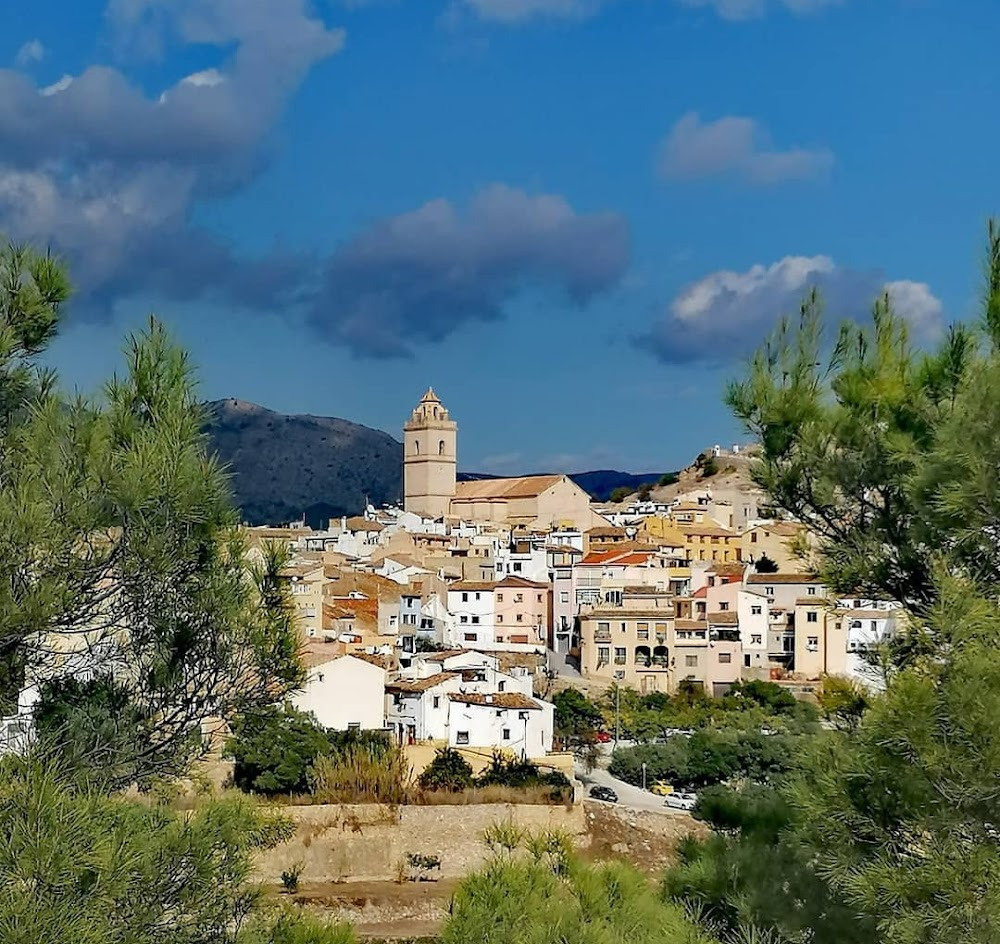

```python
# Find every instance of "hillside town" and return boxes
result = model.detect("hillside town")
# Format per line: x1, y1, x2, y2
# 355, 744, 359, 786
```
6, 387, 892, 764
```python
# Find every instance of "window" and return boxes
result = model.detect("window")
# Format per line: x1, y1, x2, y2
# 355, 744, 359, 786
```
637, 622, 649, 640
560, 591, 569, 604
456, 731, 469, 745
516, 614, 523, 622
720, 602, 729, 611
515, 594, 523, 603
751, 605, 762, 616
348, 722, 361, 730
471, 616, 480, 624
751, 634, 762, 645
498, 681, 505, 692
597, 622, 610, 633
513, 563, 522, 572
808, 586, 817, 596
718, 652, 732, 664
497, 593, 503, 602
464, 632, 476, 642
432, 696, 440, 708
438, 439, 445, 455
502, 728, 511, 740
685, 654, 698, 667
537, 594, 543, 603
853, 599, 862, 608
475, 592, 481, 601
414, 441, 420, 455
807, 636, 819, 651
497, 615, 503, 623
807, 611, 818, 623
460, 615, 468, 624
744, 654, 752, 667
870, 620, 878, 632
614, 647, 626, 665
750, 531, 758, 543
462, 592, 468, 602
597, 646, 610, 664
765, 586, 774, 595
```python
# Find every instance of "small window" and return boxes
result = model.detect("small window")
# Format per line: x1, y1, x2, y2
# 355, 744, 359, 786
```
808, 586, 817, 596
807, 611, 818, 623
808, 636, 819, 647
471, 616, 480, 624
462, 592, 469, 602
347, 722, 361, 730
720, 602, 729, 611
433, 696, 440, 709
438, 439, 445, 455
765, 586, 774, 595
685, 654, 698, 667
751, 634, 762, 645
597, 646, 610, 663
456, 731, 469, 745
498, 681, 505, 692
513, 563, 522, 572
560, 591, 569, 603
718, 652, 732, 664
497, 593, 503, 602
515, 594, 523, 603
475, 592, 481, 601
414, 441, 420, 455
751, 605, 762, 616
537, 594, 542, 602
464, 632, 476, 641
460, 615, 468, 624
497, 614, 503, 623
744, 654, 751, 667
614, 647, 626, 664
502, 728, 511, 740
516, 614, 523, 622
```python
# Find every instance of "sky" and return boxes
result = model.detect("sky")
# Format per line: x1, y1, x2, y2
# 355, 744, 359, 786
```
1, 0, 998, 474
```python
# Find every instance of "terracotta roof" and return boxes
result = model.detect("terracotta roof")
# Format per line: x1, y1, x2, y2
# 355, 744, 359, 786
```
345, 516, 384, 532
795, 597, 827, 606
622, 585, 663, 595
352, 651, 393, 669
747, 574, 822, 585
386, 672, 459, 694
708, 562, 747, 576
749, 521, 803, 537
707, 611, 739, 625
496, 575, 550, 590
448, 692, 540, 710
449, 580, 496, 592
300, 642, 345, 668
675, 619, 709, 631
453, 475, 565, 501
676, 524, 736, 538
587, 526, 627, 537
547, 544, 583, 555
582, 609, 673, 619
692, 586, 708, 599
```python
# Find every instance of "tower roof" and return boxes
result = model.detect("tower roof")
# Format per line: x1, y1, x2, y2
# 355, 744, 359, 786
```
419, 387, 441, 404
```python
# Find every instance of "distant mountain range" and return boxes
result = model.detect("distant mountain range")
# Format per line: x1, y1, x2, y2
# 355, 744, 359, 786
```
203, 399, 668, 526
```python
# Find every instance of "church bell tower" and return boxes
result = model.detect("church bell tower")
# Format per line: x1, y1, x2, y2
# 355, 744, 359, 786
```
403, 388, 457, 519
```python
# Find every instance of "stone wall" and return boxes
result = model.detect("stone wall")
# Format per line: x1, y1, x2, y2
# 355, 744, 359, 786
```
256, 801, 587, 885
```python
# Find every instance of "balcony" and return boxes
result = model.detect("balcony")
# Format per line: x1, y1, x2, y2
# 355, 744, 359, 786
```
593, 630, 611, 643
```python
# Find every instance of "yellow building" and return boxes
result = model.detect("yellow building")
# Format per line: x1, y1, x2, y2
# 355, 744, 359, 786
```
638, 515, 740, 564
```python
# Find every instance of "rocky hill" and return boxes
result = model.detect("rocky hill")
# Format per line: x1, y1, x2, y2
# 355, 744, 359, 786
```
204, 399, 403, 527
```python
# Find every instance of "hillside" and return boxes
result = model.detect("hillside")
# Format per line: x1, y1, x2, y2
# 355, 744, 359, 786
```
204, 399, 403, 526
205, 399, 676, 525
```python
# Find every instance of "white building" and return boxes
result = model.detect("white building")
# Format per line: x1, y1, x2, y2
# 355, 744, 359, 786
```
446, 581, 497, 648
292, 654, 387, 731
447, 692, 554, 758
386, 672, 463, 744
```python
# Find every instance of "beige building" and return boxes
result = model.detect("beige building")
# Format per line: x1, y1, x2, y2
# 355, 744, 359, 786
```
404, 389, 457, 520
280, 560, 325, 640
740, 521, 814, 572
402, 389, 604, 531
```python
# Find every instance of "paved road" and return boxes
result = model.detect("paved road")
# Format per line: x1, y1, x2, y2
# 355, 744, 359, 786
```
575, 755, 678, 814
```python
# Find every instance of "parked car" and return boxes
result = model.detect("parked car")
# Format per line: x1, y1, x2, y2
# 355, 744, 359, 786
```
589, 785, 618, 803
664, 792, 698, 811
650, 780, 674, 796
595, 731, 612, 743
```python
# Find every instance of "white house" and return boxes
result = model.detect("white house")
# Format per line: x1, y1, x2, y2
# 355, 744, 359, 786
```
385, 672, 463, 744
446, 581, 497, 648
447, 692, 554, 757
292, 654, 387, 731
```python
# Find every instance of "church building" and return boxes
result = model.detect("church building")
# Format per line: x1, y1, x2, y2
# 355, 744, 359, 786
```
403, 389, 603, 531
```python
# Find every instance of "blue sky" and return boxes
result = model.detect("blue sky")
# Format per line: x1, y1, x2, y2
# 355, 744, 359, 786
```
1, 0, 997, 473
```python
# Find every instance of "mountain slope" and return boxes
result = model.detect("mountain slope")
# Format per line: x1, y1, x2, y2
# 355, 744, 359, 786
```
204, 399, 403, 526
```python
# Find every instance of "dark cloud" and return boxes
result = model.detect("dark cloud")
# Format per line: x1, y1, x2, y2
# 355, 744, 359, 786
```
640, 255, 943, 364
305, 185, 630, 358
0, 0, 342, 312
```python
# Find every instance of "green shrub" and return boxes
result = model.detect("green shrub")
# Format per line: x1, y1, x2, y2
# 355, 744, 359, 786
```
226, 706, 334, 795
309, 737, 409, 804
609, 486, 631, 504
418, 748, 474, 792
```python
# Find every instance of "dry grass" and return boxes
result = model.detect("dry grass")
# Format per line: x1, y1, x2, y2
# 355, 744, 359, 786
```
410, 784, 573, 807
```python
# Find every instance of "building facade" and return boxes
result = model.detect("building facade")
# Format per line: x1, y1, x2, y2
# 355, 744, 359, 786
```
403, 388, 458, 520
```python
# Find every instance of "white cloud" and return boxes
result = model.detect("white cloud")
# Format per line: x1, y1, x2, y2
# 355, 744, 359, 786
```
40, 75, 73, 96
678, 0, 843, 19
642, 255, 944, 363
14, 40, 45, 67
452, 0, 841, 23
659, 112, 833, 185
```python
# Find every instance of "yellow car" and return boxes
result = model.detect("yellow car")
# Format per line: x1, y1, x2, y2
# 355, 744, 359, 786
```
650, 781, 674, 796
